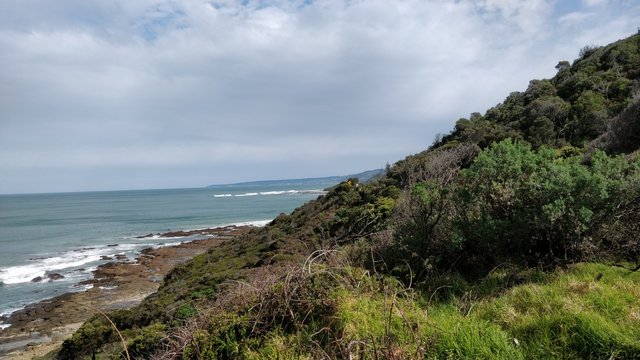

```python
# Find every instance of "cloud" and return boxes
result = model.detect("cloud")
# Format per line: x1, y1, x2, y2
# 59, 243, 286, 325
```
0, 0, 638, 193
582, 0, 608, 7
558, 11, 595, 26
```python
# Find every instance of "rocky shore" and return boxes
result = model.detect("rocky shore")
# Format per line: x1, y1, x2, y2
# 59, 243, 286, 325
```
0, 225, 252, 359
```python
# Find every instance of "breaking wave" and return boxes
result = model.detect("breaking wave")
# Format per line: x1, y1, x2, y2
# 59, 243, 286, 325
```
213, 189, 327, 198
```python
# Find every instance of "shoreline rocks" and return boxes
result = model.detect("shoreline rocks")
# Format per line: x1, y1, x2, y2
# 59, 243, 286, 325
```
30, 273, 65, 283
0, 225, 252, 359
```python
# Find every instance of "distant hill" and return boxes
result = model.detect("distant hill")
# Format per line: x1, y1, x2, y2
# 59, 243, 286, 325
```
207, 169, 384, 188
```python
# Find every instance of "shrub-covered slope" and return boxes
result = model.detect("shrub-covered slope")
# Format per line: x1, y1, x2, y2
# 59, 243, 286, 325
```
50, 33, 640, 359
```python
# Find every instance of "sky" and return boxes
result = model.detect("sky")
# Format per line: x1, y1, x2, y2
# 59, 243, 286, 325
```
0, 0, 639, 194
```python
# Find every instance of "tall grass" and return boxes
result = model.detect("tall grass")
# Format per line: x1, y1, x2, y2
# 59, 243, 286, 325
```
152, 255, 639, 360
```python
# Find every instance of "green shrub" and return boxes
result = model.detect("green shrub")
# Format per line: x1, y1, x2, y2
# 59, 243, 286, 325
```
176, 303, 198, 319
127, 323, 166, 358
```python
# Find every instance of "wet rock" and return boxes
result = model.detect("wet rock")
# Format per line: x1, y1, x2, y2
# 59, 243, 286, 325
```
46, 273, 64, 281
100, 255, 113, 261
31, 277, 44, 283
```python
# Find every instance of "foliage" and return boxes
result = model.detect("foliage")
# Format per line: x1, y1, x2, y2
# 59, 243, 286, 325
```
57, 316, 117, 359
127, 323, 166, 359
476, 263, 640, 359
456, 140, 638, 272
165, 263, 640, 359
591, 95, 640, 154
175, 303, 198, 319
434, 34, 640, 148
385, 139, 640, 281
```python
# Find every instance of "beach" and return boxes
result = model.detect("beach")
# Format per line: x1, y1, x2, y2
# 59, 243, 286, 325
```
0, 225, 251, 359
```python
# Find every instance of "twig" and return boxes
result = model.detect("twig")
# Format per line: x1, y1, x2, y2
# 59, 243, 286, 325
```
428, 285, 453, 306
612, 263, 640, 272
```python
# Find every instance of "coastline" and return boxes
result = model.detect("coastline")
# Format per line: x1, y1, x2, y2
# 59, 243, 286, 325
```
0, 225, 253, 359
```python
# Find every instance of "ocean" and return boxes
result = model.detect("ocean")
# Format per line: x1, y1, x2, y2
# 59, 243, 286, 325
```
0, 182, 335, 328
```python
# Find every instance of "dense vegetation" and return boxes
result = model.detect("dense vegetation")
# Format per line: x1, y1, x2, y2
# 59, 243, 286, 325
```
49, 33, 640, 359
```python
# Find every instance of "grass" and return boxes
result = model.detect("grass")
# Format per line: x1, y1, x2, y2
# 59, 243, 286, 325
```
50, 256, 640, 359
475, 263, 640, 359
223, 262, 640, 360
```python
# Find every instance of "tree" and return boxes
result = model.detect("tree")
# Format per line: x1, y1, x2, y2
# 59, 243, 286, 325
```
564, 90, 609, 143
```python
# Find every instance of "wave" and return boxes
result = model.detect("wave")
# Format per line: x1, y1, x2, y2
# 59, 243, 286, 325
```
229, 219, 271, 227
0, 255, 101, 285
137, 234, 188, 240
0, 218, 273, 286
235, 192, 259, 197
213, 189, 328, 198
0, 243, 147, 285
136, 223, 264, 241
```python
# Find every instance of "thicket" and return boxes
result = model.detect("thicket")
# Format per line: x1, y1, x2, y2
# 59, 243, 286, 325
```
378, 140, 640, 285
436, 34, 640, 149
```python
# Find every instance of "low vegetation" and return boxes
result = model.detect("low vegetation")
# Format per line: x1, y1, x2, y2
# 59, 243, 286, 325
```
47, 33, 640, 359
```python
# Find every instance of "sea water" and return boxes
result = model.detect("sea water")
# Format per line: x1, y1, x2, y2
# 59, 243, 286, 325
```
0, 183, 334, 327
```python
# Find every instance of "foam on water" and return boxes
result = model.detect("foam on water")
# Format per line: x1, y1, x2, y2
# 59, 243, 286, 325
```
213, 189, 327, 198
231, 219, 271, 227
0, 240, 161, 286
0, 253, 103, 285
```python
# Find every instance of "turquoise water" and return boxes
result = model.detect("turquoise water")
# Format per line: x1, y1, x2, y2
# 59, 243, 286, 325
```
0, 183, 333, 326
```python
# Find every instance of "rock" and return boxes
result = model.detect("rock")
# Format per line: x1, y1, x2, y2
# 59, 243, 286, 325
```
100, 255, 114, 261
46, 273, 64, 281
47, 273, 62, 281
31, 277, 44, 283
114, 254, 128, 261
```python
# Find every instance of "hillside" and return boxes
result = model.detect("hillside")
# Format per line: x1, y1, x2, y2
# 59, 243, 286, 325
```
207, 169, 384, 188
49, 34, 640, 359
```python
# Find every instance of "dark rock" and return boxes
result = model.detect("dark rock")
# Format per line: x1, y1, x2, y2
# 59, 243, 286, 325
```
31, 276, 44, 283
46, 273, 64, 281
100, 255, 114, 261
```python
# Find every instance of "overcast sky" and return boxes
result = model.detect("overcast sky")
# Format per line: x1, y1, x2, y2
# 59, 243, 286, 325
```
0, 0, 638, 194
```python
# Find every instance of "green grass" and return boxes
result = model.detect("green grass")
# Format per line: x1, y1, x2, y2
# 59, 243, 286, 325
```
239, 263, 640, 360
475, 263, 640, 359
335, 282, 522, 359
56, 261, 640, 359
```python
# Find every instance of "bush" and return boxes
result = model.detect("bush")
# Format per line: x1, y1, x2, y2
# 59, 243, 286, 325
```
388, 139, 640, 282
127, 323, 166, 358
454, 140, 639, 270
